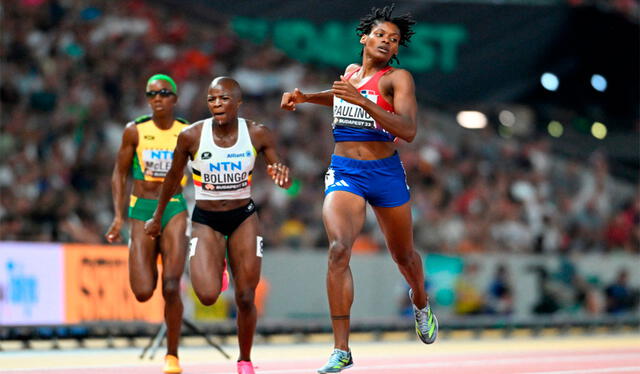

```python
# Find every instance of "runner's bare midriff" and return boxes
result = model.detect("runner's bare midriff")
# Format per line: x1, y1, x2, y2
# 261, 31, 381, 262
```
132, 180, 182, 200
195, 198, 251, 212
334, 141, 396, 160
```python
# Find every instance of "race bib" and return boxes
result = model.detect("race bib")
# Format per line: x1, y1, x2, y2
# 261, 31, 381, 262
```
325, 168, 335, 190
189, 237, 198, 259
142, 149, 173, 178
200, 161, 250, 191
332, 91, 378, 129
256, 236, 263, 258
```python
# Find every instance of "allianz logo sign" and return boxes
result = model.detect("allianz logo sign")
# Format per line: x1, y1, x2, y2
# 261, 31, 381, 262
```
227, 150, 252, 158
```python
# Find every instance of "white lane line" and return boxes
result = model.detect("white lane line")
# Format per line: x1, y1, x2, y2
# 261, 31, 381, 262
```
203, 353, 640, 374
517, 368, 640, 374
5, 352, 639, 373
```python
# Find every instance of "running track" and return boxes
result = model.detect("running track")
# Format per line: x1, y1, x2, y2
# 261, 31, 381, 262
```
3, 334, 639, 374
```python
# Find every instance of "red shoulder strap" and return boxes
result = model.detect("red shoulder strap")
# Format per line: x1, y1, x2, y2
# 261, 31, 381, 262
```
344, 66, 361, 80
374, 66, 393, 79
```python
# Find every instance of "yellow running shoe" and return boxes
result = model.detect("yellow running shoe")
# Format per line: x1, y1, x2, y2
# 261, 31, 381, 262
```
163, 354, 182, 374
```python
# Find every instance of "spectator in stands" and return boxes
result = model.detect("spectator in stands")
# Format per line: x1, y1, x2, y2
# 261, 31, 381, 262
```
531, 266, 561, 315
486, 263, 513, 315
454, 262, 486, 315
605, 269, 639, 314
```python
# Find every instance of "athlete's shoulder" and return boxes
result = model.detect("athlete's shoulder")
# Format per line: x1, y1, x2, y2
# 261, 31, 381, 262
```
123, 120, 137, 129
180, 119, 202, 133
170, 122, 198, 154
344, 64, 360, 75
178, 119, 205, 139
121, 120, 139, 144
123, 118, 141, 134
245, 118, 272, 148
126, 114, 151, 132
386, 67, 413, 79
382, 67, 415, 89
133, 114, 152, 124
245, 118, 269, 133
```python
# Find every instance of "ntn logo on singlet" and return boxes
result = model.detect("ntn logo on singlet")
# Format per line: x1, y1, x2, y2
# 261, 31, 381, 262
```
209, 161, 243, 172
143, 149, 173, 160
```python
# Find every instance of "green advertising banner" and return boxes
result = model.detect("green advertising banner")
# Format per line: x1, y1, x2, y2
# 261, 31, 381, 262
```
232, 17, 467, 73
425, 254, 464, 307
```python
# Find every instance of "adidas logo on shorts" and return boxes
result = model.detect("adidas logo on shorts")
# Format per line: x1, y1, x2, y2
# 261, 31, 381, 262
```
329, 180, 350, 188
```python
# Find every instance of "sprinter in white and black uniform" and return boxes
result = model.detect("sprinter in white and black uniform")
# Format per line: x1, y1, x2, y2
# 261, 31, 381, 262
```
281, 5, 437, 373
145, 77, 291, 374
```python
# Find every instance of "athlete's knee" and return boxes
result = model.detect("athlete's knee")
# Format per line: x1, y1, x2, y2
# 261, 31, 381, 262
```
162, 277, 181, 300
132, 286, 155, 302
235, 288, 255, 311
195, 290, 220, 306
328, 240, 351, 268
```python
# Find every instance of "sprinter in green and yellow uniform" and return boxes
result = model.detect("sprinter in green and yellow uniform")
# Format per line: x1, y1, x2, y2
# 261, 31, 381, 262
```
105, 74, 187, 374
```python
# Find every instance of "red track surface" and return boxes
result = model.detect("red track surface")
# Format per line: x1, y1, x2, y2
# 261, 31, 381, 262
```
5, 347, 640, 374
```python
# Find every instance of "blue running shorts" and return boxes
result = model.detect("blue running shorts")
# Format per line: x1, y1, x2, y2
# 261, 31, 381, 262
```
324, 151, 410, 207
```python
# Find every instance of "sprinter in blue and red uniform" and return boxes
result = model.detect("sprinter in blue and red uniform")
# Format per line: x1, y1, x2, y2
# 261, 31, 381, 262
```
281, 5, 438, 373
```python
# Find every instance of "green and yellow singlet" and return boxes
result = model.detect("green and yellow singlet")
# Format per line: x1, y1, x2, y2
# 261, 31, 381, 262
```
131, 115, 189, 184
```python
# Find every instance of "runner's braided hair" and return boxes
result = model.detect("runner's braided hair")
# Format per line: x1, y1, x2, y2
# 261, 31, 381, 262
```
356, 4, 416, 64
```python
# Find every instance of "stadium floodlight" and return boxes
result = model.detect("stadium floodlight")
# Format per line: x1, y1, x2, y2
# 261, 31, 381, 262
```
499, 110, 516, 127
591, 122, 607, 139
456, 111, 487, 129
547, 120, 563, 138
590, 74, 607, 92
540, 72, 559, 91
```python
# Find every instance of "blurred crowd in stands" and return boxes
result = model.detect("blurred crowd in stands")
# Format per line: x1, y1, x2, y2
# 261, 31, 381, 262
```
448, 260, 639, 317
566, 0, 639, 22
1, 0, 639, 264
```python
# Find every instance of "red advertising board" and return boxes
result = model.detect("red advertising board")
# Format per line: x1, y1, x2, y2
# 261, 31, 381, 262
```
63, 244, 164, 323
